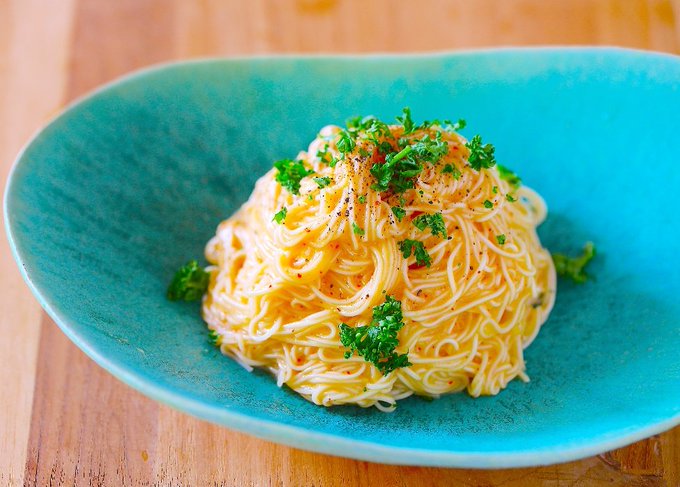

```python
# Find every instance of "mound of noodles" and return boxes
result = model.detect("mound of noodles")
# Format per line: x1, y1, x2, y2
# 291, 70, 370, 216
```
203, 115, 555, 411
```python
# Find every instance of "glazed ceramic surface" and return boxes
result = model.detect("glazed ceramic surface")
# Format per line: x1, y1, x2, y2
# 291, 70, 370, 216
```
5, 48, 680, 467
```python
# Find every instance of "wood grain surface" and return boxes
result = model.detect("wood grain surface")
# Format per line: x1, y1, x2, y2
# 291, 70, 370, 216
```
1, 1, 679, 485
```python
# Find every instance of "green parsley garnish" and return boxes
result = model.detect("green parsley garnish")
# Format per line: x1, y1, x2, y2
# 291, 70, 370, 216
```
399, 239, 432, 267
506, 194, 517, 202
408, 132, 449, 162
352, 222, 365, 236
465, 135, 496, 171
338, 295, 412, 375
497, 164, 521, 188
412, 213, 447, 238
496, 234, 506, 245
351, 116, 392, 144
345, 115, 363, 129
483, 199, 494, 209
391, 206, 406, 222
358, 195, 367, 204
208, 329, 221, 346
273, 207, 287, 224
316, 144, 338, 167
492, 186, 498, 194
274, 158, 313, 195
377, 140, 394, 154
419, 118, 466, 132
167, 260, 209, 301
370, 146, 422, 194
396, 107, 415, 135
370, 133, 448, 194
442, 163, 462, 179
314, 176, 332, 188
552, 242, 596, 284
336, 130, 356, 154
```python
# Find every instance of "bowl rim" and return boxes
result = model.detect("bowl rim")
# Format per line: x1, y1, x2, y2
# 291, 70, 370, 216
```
5, 46, 680, 468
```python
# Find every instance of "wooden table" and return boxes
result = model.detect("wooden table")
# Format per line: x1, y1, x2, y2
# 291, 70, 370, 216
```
1, 1, 679, 485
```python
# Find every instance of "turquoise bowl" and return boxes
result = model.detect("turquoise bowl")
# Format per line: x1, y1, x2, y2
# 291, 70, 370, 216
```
5, 48, 680, 468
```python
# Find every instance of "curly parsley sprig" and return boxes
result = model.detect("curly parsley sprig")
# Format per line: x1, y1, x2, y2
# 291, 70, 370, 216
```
370, 133, 449, 194
412, 213, 448, 239
465, 135, 496, 171
167, 260, 210, 301
552, 242, 596, 284
339, 295, 412, 375
399, 239, 432, 267
274, 158, 313, 195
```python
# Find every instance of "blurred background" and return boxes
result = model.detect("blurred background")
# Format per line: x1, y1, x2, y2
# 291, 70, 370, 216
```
1, 1, 679, 485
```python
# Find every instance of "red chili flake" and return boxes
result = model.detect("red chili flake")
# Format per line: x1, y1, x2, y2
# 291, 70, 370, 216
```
410, 211, 423, 219
371, 150, 386, 164
409, 263, 424, 270
297, 273, 302, 278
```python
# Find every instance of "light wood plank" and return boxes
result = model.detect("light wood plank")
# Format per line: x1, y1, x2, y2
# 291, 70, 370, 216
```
174, 0, 679, 56
0, 1, 76, 485
24, 317, 158, 486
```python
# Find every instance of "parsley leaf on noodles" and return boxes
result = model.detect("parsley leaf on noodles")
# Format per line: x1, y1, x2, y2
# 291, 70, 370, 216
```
407, 132, 449, 163
274, 159, 313, 195
339, 296, 412, 375
465, 135, 496, 171
396, 107, 415, 135
412, 213, 447, 239
336, 130, 356, 154
442, 163, 461, 179
399, 239, 432, 267
391, 206, 406, 222
273, 207, 287, 224
314, 176, 332, 188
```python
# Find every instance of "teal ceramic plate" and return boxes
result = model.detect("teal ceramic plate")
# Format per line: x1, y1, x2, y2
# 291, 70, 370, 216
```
5, 48, 680, 468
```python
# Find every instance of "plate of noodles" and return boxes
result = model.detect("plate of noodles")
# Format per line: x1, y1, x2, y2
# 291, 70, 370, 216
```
5, 48, 680, 468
